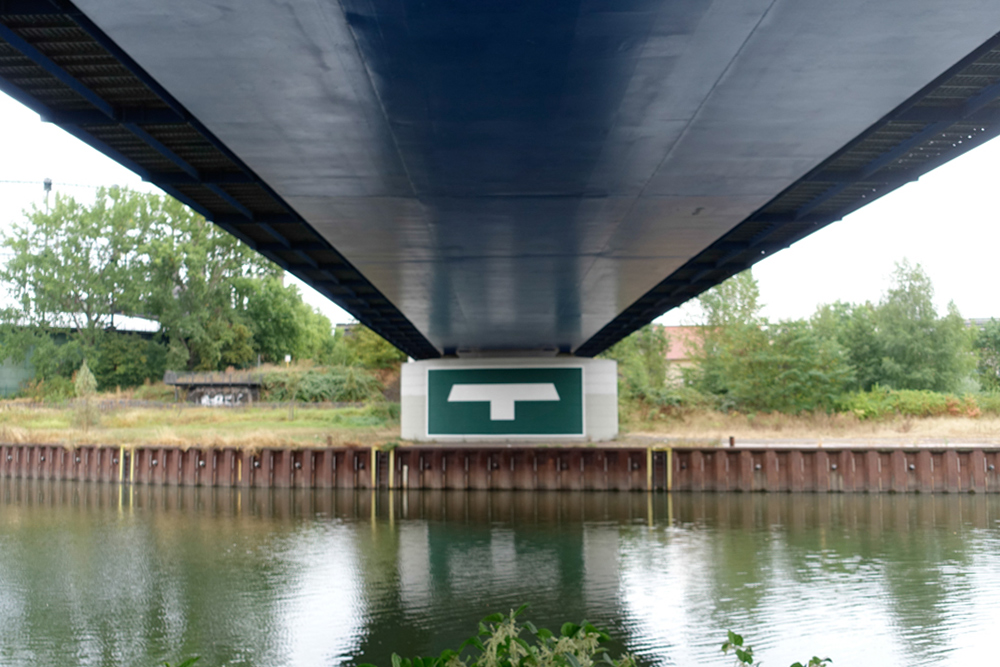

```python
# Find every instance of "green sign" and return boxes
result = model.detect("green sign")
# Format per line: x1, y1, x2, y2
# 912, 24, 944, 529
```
427, 367, 584, 436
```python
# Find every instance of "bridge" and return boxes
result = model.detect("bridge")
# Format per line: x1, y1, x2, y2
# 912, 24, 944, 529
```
2, 1, 1000, 439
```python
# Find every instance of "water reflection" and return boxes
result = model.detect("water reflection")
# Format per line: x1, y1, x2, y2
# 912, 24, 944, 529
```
0, 482, 997, 667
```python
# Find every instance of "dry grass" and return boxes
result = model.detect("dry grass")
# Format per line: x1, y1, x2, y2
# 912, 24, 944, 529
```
0, 402, 399, 449
626, 408, 1000, 445
4, 399, 998, 450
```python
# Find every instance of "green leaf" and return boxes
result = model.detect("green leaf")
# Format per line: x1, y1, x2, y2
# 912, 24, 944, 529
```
514, 603, 530, 618
565, 654, 582, 667
537, 629, 553, 640
482, 613, 505, 624
393, 654, 404, 667
728, 631, 744, 647
560, 623, 581, 638
524, 621, 538, 634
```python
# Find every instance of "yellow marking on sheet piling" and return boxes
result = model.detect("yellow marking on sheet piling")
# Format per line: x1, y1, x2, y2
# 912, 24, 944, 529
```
666, 447, 673, 492
371, 447, 378, 488
646, 448, 653, 491
388, 449, 395, 489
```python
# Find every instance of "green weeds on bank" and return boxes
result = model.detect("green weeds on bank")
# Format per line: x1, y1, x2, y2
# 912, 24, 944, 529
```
722, 630, 831, 667
347, 607, 834, 667
359, 606, 634, 667
159, 621, 834, 667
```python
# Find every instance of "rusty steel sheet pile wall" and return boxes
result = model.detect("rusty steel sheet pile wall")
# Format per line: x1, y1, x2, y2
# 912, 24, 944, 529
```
1, 444, 1000, 492
669, 448, 1000, 494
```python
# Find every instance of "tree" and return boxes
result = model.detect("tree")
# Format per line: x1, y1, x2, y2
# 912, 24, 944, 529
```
244, 277, 336, 364
1, 188, 341, 384
974, 319, 1000, 391
811, 301, 881, 391
74, 359, 99, 430
0, 188, 154, 349
599, 324, 671, 403
810, 261, 975, 393
142, 194, 280, 370
698, 269, 762, 328
340, 325, 406, 369
689, 269, 853, 412
873, 260, 973, 392
720, 320, 853, 413
693, 269, 764, 397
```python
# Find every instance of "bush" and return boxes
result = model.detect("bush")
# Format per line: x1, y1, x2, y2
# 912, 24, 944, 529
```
261, 366, 384, 402
93, 334, 168, 391
19, 376, 74, 402
976, 391, 1000, 416
836, 386, 980, 419
359, 606, 634, 667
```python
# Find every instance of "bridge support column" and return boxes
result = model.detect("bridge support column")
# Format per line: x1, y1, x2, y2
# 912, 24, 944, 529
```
401, 357, 617, 442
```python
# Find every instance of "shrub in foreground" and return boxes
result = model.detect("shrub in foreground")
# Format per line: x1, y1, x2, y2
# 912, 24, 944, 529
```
836, 386, 981, 420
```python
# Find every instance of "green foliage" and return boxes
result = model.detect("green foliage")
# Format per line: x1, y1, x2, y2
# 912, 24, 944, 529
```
699, 269, 762, 328
722, 630, 830, 667
0, 325, 86, 383
688, 261, 976, 414
693, 315, 853, 414
836, 386, 980, 420
93, 334, 168, 391
73, 359, 100, 430
142, 194, 279, 371
20, 376, 74, 402
974, 318, 1000, 391
340, 325, 407, 369
695, 270, 764, 398
0, 188, 156, 347
359, 606, 634, 667
875, 261, 973, 392
244, 277, 336, 364
0, 188, 342, 384
324, 403, 400, 428
600, 325, 672, 404
720, 320, 853, 414
163, 658, 200, 667
74, 359, 96, 397
976, 391, 1000, 415
262, 366, 384, 403
813, 261, 974, 393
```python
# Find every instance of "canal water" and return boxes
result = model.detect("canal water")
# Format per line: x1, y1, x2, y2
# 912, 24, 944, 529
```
0, 482, 998, 667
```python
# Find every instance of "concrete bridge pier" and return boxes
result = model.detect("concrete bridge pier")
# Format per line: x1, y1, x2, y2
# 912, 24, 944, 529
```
400, 358, 618, 442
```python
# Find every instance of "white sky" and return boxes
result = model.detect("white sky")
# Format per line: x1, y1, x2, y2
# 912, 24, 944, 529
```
2, 89, 999, 332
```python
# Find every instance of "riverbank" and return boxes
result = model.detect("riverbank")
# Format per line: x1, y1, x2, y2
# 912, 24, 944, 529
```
1, 399, 998, 449
0, 402, 398, 449
625, 409, 1000, 447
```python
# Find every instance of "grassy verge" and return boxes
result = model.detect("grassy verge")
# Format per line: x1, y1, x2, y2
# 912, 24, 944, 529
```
621, 398, 1000, 444
0, 402, 400, 449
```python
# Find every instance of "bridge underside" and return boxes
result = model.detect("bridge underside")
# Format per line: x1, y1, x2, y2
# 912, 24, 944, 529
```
2, 1, 1000, 358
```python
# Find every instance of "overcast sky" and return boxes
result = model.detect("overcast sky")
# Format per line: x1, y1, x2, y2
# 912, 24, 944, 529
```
2, 90, 999, 331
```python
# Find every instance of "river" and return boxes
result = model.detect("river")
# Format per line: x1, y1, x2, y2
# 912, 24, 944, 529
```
0, 482, 998, 666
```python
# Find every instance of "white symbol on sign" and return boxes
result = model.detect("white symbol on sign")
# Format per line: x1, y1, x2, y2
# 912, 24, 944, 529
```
447, 383, 560, 421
